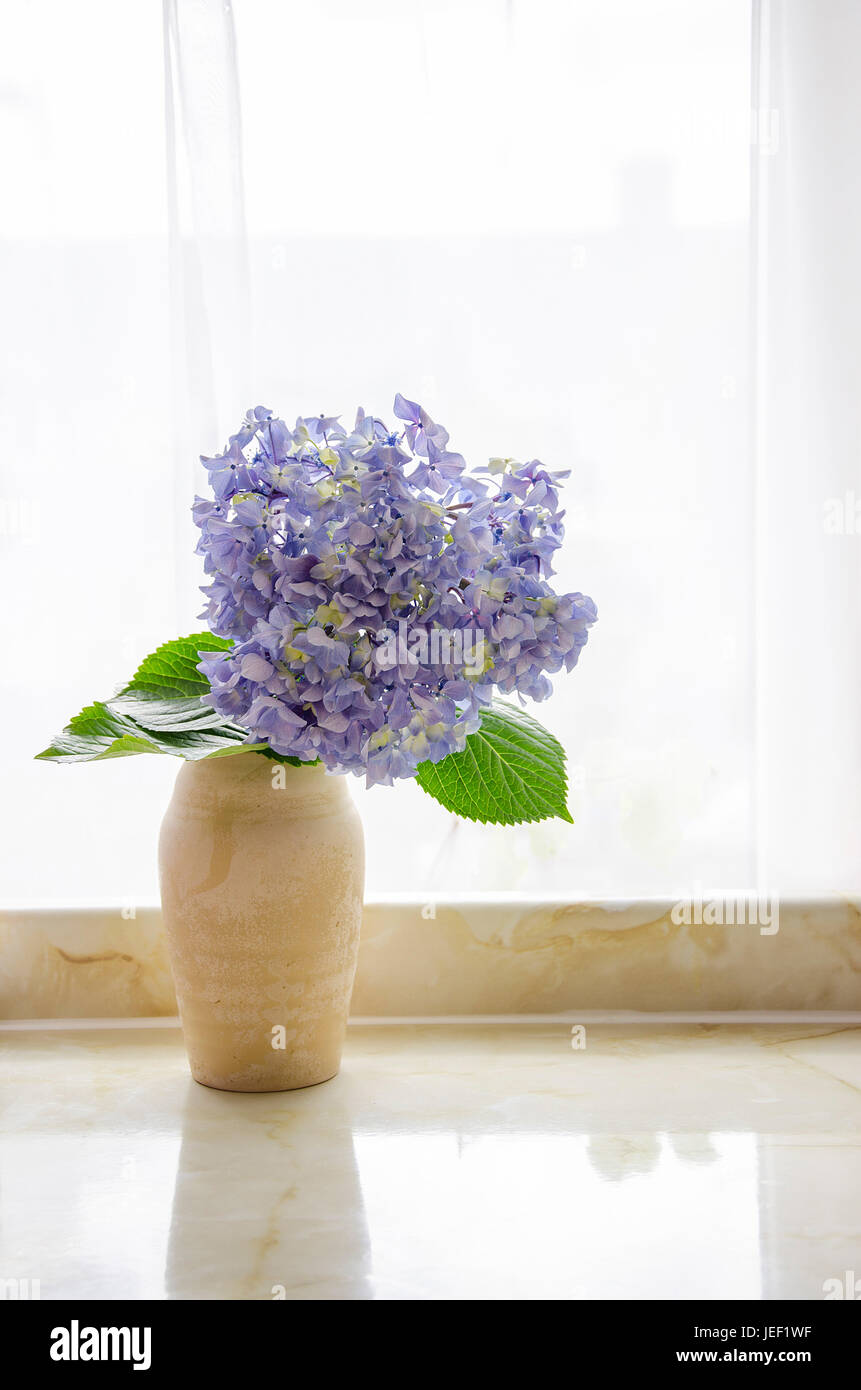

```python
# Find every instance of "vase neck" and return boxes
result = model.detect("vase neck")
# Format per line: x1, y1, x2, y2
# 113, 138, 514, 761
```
174, 751, 351, 818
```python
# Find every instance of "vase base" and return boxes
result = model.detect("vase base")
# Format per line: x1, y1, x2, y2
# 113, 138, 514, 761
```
189, 1065, 341, 1094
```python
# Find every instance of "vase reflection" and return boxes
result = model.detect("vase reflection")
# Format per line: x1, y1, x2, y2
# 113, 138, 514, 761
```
166, 1078, 372, 1300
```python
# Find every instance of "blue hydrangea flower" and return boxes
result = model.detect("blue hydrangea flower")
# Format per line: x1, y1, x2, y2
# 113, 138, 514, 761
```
194, 396, 597, 785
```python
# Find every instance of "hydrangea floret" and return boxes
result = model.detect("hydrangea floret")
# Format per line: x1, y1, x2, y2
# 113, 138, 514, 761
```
192, 395, 597, 787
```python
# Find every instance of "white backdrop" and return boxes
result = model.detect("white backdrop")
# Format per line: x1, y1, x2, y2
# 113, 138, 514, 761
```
2, 0, 853, 905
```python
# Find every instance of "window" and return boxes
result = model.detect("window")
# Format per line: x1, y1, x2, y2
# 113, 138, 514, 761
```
7, 2, 849, 905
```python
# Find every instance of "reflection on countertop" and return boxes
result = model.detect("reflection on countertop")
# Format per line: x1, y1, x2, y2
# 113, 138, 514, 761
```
0, 1021, 859, 1300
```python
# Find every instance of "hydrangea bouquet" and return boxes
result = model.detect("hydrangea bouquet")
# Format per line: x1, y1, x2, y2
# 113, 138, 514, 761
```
38, 396, 596, 824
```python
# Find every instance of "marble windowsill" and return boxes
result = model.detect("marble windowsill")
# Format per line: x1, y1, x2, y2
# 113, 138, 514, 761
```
0, 1019, 859, 1300
1, 897, 861, 1019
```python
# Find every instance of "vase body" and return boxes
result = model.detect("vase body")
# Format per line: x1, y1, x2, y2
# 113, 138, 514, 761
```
158, 753, 364, 1092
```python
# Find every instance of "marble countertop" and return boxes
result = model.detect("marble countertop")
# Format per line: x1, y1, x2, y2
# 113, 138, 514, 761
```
1, 1020, 860, 1300
5, 898, 861, 1019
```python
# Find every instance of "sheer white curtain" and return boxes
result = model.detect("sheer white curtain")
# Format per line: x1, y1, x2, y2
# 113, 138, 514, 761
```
233, 0, 754, 896
2, 0, 854, 906
753, 0, 861, 894
1, 1, 178, 907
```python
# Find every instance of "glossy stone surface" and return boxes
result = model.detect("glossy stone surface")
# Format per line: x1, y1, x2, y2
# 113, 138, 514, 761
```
0, 1020, 859, 1300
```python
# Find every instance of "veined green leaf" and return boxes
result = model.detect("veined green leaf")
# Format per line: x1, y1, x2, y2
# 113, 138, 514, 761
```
415, 700, 573, 826
121, 632, 232, 700
35, 634, 253, 764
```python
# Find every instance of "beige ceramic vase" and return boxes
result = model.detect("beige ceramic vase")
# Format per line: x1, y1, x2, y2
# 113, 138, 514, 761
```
158, 752, 364, 1093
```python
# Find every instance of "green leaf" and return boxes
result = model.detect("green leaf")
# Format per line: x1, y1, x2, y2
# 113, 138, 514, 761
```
34, 698, 251, 764
35, 632, 311, 766
415, 700, 573, 826
35, 701, 177, 763
108, 692, 237, 733
35, 633, 251, 764
121, 632, 232, 700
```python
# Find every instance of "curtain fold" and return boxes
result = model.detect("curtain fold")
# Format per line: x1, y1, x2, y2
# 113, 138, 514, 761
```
752, 0, 861, 892
163, 0, 251, 628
